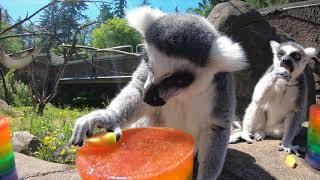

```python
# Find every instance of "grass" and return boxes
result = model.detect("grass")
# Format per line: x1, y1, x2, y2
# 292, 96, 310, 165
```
1, 105, 92, 164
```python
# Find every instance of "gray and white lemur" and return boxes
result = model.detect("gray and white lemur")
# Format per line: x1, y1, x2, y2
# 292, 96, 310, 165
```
229, 40, 316, 156
71, 7, 247, 179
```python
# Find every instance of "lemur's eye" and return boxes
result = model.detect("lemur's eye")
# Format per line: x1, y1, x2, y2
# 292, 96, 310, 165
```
277, 50, 285, 57
162, 71, 194, 88
290, 52, 301, 61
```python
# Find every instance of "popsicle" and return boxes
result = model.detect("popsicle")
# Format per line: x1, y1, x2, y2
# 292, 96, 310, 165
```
305, 104, 320, 170
0, 116, 18, 180
76, 127, 195, 180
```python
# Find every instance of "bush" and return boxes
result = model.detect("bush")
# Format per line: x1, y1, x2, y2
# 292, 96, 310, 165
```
0, 69, 32, 106
34, 130, 77, 164
91, 18, 142, 48
2, 106, 91, 164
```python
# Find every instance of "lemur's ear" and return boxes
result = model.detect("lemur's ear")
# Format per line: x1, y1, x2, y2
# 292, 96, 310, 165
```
210, 36, 247, 72
126, 7, 166, 35
304, 47, 316, 57
270, 40, 280, 54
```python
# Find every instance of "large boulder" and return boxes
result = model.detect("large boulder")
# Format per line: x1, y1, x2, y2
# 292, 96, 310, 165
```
0, 98, 9, 109
12, 131, 40, 154
207, 0, 314, 118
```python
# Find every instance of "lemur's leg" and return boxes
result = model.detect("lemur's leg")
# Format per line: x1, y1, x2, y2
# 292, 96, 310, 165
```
265, 122, 284, 139
241, 102, 266, 143
279, 76, 307, 156
71, 61, 151, 146
196, 73, 234, 180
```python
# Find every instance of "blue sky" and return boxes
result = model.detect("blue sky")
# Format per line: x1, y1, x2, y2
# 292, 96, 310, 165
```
0, 0, 201, 22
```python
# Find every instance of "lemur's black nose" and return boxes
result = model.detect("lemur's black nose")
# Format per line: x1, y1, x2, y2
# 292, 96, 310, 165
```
143, 84, 166, 106
280, 58, 294, 72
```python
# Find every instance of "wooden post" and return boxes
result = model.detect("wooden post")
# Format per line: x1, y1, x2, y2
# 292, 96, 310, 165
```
91, 53, 97, 78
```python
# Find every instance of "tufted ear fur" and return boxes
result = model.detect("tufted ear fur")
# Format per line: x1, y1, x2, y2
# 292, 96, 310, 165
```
126, 6, 166, 35
210, 36, 247, 72
304, 47, 316, 57
270, 40, 280, 54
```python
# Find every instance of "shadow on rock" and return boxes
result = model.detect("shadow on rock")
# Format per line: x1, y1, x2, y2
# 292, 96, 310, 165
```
219, 148, 276, 180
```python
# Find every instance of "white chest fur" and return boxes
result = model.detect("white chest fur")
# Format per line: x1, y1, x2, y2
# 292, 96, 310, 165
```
265, 84, 298, 126
159, 85, 215, 142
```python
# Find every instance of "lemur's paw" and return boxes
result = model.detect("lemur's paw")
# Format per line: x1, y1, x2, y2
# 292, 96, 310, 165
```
278, 144, 301, 156
70, 110, 122, 146
274, 67, 291, 82
241, 131, 254, 144
229, 131, 241, 144
253, 131, 266, 141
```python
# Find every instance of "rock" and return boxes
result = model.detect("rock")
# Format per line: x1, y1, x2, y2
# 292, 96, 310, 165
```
0, 98, 9, 109
207, 0, 294, 118
14, 152, 79, 179
12, 131, 40, 154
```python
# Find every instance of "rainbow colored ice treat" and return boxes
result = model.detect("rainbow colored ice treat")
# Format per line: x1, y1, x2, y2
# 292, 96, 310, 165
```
0, 116, 18, 180
305, 104, 320, 170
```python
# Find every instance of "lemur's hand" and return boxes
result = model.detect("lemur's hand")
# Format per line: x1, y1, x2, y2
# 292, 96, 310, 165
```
70, 110, 122, 146
274, 67, 291, 82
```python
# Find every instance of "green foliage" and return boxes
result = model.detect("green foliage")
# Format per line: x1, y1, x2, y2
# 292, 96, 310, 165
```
0, 15, 24, 53
0, 70, 32, 106
35, 130, 77, 164
91, 18, 142, 48
39, 0, 88, 44
114, 0, 127, 18
98, 2, 114, 22
246, 0, 288, 8
186, 0, 222, 17
4, 106, 91, 164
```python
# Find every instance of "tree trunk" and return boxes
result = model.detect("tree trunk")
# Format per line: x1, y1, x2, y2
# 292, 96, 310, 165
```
31, 94, 37, 111
0, 69, 9, 103
37, 101, 45, 115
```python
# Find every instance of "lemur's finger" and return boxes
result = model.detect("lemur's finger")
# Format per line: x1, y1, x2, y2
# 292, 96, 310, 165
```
113, 127, 122, 141
241, 132, 253, 144
278, 146, 284, 151
70, 125, 79, 145
86, 130, 93, 137
72, 121, 89, 146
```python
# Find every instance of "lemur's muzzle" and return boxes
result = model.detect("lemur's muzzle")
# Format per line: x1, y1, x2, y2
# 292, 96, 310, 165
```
143, 84, 166, 106
280, 58, 294, 72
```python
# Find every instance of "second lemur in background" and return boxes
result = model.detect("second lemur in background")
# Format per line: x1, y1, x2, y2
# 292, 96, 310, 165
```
230, 40, 316, 156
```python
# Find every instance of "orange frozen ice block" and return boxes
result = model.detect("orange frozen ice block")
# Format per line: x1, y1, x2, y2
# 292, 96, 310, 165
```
76, 127, 195, 180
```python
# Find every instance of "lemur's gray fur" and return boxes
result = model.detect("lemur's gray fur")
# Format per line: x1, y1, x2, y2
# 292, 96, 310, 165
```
71, 7, 247, 179
229, 40, 316, 156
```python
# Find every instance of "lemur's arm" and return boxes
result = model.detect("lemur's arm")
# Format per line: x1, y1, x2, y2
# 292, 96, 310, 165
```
280, 79, 307, 155
196, 73, 233, 180
71, 60, 149, 146
252, 67, 290, 104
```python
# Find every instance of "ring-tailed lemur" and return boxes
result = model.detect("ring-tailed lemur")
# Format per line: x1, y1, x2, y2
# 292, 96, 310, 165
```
229, 40, 316, 156
71, 7, 247, 179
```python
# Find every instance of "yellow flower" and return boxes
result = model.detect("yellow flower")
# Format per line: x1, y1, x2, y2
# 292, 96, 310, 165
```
70, 146, 77, 154
57, 142, 62, 146
53, 131, 58, 134
60, 149, 66, 155
44, 136, 50, 141
50, 146, 57, 151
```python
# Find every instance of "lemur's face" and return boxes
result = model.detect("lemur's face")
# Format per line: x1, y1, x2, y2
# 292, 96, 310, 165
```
127, 7, 247, 106
270, 41, 316, 79
142, 46, 197, 106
